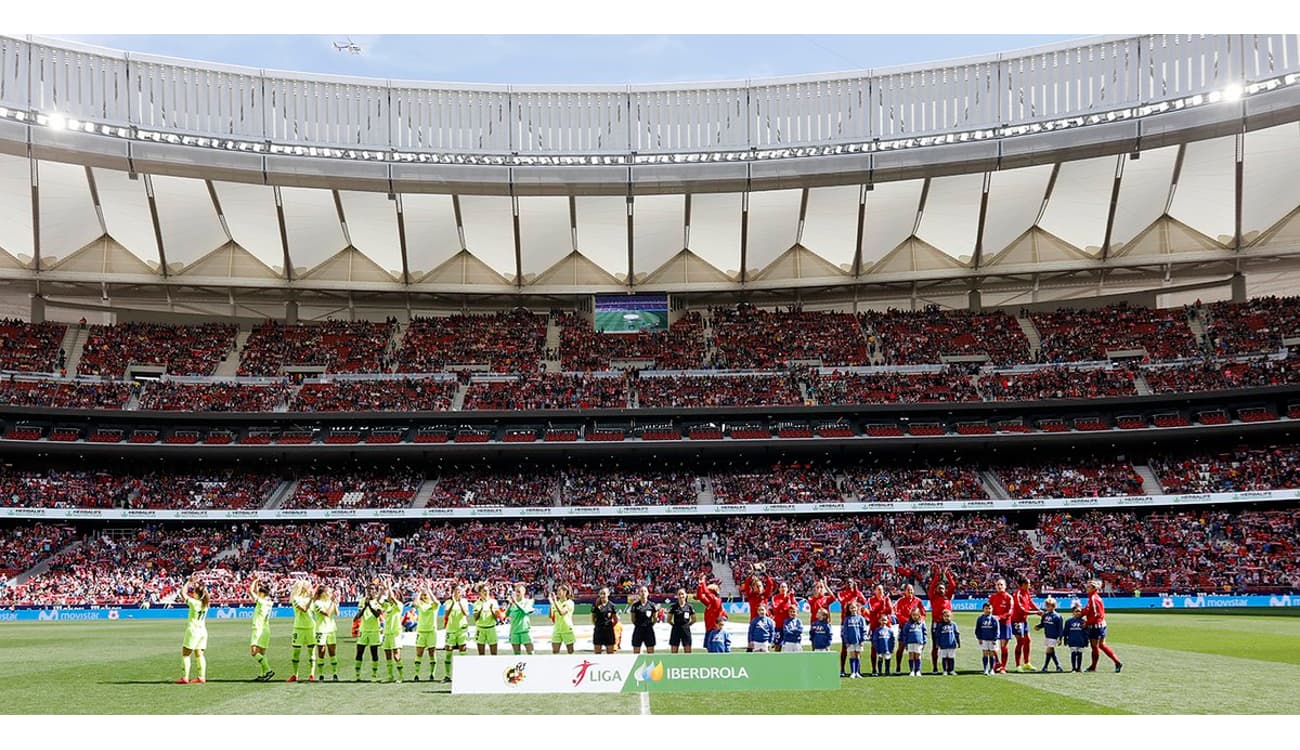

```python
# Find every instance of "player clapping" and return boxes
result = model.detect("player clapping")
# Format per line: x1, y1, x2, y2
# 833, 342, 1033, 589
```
354, 582, 383, 682
177, 576, 209, 685
507, 582, 534, 655
549, 584, 576, 654
247, 575, 275, 682
312, 585, 340, 681
411, 585, 441, 681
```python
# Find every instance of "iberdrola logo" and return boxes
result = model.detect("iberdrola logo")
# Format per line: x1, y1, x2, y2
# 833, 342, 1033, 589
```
634, 661, 666, 683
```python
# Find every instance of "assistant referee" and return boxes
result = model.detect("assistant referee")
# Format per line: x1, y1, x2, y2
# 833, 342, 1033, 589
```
668, 588, 697, 653
628, 585, 659, 654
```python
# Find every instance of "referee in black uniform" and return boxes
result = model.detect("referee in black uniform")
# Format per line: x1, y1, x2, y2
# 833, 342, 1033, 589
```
668, 588, 696, 653
628, 585, 659, 654
591, 587, 618, 654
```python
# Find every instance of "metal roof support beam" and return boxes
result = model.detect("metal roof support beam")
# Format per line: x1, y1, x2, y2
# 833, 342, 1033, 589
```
204, 180, 233, 242
30, 153, 40, 273
972, 171, 992, 269
394, 194, 411, 284
1035, 163, 1061, 225
739, 189, 750, 284
1165, 143, 1187, 215
331, 189, 352, 247
625, 193, 635, 287
1100, 154, 1125, 261
912, 177, 931, 235
143, 175, 168, 277
1233, 129, 1245, 250
273, 185, 293, 281
851, 183, 868, 278
510, 188, 522, 288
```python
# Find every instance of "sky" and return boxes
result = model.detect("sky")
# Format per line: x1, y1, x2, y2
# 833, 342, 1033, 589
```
55, 34, 1086, 86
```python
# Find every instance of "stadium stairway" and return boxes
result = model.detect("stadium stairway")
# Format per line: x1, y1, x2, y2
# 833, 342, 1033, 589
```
450, 382, 468, 411
1134, 371, 1154, 396
10, 540, 81, 586
711, 559, 739, 598
856, 317, 885, 365
1186, 308, 1209, 348
262, 480, 297, 510
1022, 529, 1045, 552
1016, 315, 1043, 358
61, 325, 88, 375
1134, 463, 1165, 495
410, 479, 440, 508
696, 477, 714, 506
876, 535, 899, 569
213, 328, 250, 377
543, 316, 562, 372
979, 470, 1012, 500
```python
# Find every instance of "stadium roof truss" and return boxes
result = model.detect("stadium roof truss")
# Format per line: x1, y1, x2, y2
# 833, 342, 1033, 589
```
0, 34, 1298, 311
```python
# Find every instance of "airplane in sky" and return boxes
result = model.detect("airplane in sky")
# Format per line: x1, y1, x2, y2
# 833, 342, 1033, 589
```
333, 37, 362, 55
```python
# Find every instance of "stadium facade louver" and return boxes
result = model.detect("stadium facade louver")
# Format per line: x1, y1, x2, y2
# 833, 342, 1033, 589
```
0, 34, 1299, 321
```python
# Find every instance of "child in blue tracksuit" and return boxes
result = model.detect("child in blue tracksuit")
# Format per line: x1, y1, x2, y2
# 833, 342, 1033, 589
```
1062, 604, 1090, 672
706, 611, 731, 653
1035, 597, 1065, 672
747, 603, 776, 653
974, 601, 1001, 675
840, 601, 867, 678
901, 608, 928, 676
780, 605, 804, 652
932, 609, 961, 675
871, 613, 896, 676
810, 608, 833, 652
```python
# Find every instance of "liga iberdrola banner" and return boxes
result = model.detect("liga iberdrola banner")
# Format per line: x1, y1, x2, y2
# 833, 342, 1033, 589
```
451, 652, 839, 694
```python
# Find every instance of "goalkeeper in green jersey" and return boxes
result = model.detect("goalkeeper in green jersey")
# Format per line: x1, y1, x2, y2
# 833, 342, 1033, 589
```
247, 576, 275, 682
177, 577, 209, 685
312, 585, 340, 681
412, 586, 441, 681
381, 583, 406, 683
287, 579, 317, 682
507, 582, 535, 655
473, 582, 502, 656
549, 584, 576, 654
354, 583, 384, 681
441, 583, 471, 683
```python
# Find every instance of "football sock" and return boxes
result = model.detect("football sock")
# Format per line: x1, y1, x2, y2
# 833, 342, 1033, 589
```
387, 660, 395, 680
396, 662, 404, 680
182, 654, 191, 679
291, 646, 302, 676
444, 651, 453, 678
198, 654, 206, 680
330, 657, 338, 676
1000, 643, 1009, 668
354, 659, 362, 678
414, 656, 423, 675
1089, 645, 1100, 670
255, 653, 270, 675
931, 648, 939, 673
840, 645, 847, 673
849, 657, 858, 675
1099, 643, 1120, 664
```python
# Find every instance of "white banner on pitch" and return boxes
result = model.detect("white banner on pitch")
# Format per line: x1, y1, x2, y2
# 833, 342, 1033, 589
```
452, 654, 638, 695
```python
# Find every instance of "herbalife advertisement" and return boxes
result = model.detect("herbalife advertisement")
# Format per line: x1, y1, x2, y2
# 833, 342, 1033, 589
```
452, 653, 840, 694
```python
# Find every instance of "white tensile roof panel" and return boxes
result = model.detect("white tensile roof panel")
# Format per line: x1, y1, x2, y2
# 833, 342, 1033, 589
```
400, 193, 461, 276
861, 179, 923, 265
0, 154, 33, 259
1243, 123, 1300, 239
211, 181, 285, 271
279, 186, 347, 273
1039, 154, 1117, 253
92, 168, 159, 267
1169, 134, 1236, 245
633, 193, 685, 276
982, 163, 1053, 255
575, 195, 628, 278
150, 174, 227, 266
800, 184, 860, 271
458, 195, 518, 277
518, 195, 573, 277
688, 192, 742, 277
339, 190, 402, 275
916, 172, 984, 261
37, 160, 101, 262
1111, 145, 1178, 248
745, 188, 802, 273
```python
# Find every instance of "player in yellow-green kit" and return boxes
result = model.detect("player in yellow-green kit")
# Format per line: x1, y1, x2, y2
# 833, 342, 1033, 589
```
412, 586, 441, 681
287, 579, 317, 682
177, 577, 209, 684
441, 583, 471, 683
549, 584, 576, 654
311, 585, 340, 681
354, 583, 383, 681
474, 582, 502, 655
507, 582, 535, 655
248, 576, 275, 682
381, 583, 406, 683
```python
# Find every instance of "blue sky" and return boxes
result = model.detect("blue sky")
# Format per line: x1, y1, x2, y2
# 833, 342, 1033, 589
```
58, 35, 1084, 85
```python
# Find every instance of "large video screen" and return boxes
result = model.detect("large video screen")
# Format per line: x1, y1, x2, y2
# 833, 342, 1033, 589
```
594, 293, 669, 333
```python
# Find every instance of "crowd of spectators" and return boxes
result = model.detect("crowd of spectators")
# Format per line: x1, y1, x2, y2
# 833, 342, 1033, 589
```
0, 524, 78, 577
78, 323, 238, 378
397, 311, 546, 374
0, 468, 139, 508
139, 382, 288, 412
886, 513, 1082, 592
0, 321, 66, 373
561, 468, 698, 506
1204, 297, 1300, 356
1143, 357, 1300, 394
996, 458, 1146, 499
808, 369, 979, 405
0, 378, 131, 409
282, 467, 423, 509
128, 470, 281, 510
841, 465, 988, 502
1031, 305, 1200, 362
710, 306, 869, 368
463, 374, 628, 410
429, 468, 560, 507
238, 320, 396, 376
722, 516, 890, 593
978, 366, 1137, 401
636, 373, 803, 408
558, 312, 707, 371
1152, 446, 1300, 494
711, 462, 844, 504
290, 378, 456, 412
861, 308, 1031, 366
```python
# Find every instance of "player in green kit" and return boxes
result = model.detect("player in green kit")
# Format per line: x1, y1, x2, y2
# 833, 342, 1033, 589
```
355, 583, 383, 681
474, 582, 502, 655
549, 584, 576, 654
248, 576, 275, 681
177, 577, 210, 684
507, 582, 535, 655
381, 584, 406, 683
412, 586, 441, 681
312, 585, 340, 681
441, 583, 471, 683
287, 579, 317, 682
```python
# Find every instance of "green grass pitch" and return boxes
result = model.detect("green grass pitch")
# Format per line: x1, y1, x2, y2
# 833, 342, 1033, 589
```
2, 612, 1297, 714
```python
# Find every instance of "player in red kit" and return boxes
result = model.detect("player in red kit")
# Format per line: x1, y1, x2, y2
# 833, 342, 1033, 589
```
695, 573, 724, 633
740, 564, 775, 652
808, 578, 835, 626
1081, 579, 1123, 672
865, 583, 891, 673
892, 583, 925, 672
928, 567, 956, 674
836, 579, 867, 677
987, 578, 1014, 673
1010, 575, 1042, 672
771, 582, 797, 652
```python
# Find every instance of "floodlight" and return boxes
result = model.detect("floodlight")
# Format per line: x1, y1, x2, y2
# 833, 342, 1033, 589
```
1221, 83, 1243, 102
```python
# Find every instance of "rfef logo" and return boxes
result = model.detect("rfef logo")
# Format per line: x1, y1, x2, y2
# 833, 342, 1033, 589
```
503, 662, 527, 686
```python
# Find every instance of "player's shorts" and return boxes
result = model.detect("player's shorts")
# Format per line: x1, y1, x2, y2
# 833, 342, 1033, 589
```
444, 629, 468, 648
551, 628, 575, 646
845, 643, 863, 655
509, 631, 532, 646
631, 626, 656, 648
906, 643, 923, 654
1045, 637, 1062, 648
356, 630, 381, 647
998, 622, 1013, 640
750, 641, 770, 653
291, 627, 316, 648
382, 632, 400, 650
250, 623, 270, 649
183, 625, 208, 651
978, 640, 998, 651
890, 625, 900, 641
315, 631, 337, 647
415, 631, 438, 649
475, 625, 497, 646
782, 642, 803, 652
669, 625, 692, 648
813, 646, 829, 652
871, 640, 892, 655
1070, 646, 1086, 654
939, 648, 957, 659
593, 626, 616, 647
1012, 621, 1030, 636
1088, 623, 1108, 640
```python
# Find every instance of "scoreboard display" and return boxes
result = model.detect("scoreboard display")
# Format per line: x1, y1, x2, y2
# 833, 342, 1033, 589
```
594, 294, 669, 333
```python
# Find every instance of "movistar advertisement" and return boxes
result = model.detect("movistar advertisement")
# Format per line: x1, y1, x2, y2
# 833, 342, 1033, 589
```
594, 294, 669, 333
451, 653, 839, 694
